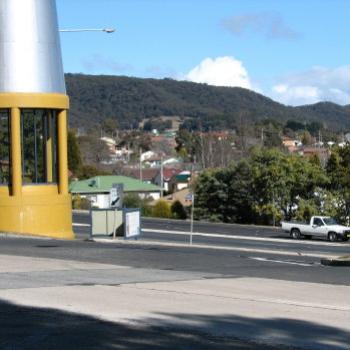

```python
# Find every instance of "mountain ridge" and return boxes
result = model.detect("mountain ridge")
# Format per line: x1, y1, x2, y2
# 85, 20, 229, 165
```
65, 73, 350, 131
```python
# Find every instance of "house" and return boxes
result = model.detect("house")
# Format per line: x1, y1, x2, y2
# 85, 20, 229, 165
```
69, 175, 162, 208
154, 168, 182, 192
141, 151, 157, 162
169, 171, 192, 192
282, 136, 302, 152
129, 168, 159, 184
299, 147, 331, 166
143, 155, 180, 168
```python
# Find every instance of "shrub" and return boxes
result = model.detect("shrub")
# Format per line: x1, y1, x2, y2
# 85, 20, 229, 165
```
123, 193, 152, 217
152, 200, 172, 218
123, 193, 142, 208
72, 195, 81, 209
171, 200, 187, 219
72, 195, 91, 210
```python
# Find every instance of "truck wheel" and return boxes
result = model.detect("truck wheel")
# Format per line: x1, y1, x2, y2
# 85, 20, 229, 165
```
328, 232, 338, 242
291, 228, 301, 239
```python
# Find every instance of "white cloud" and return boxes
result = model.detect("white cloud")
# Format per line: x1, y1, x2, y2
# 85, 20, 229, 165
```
185, 56, 252, 89
221, 13, 300, 40
271, 66, 350, 105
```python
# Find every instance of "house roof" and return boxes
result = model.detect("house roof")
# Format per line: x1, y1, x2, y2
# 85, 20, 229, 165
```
129, 168, 159, 182
163, 168, 181, 180
69, 175, 161, 194
175, 173, 191, 182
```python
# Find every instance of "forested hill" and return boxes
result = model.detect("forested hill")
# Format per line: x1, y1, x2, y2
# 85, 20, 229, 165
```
65, 73, 350, 131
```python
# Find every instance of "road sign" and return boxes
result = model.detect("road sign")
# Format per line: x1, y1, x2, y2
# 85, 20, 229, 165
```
110, 183, 123, 209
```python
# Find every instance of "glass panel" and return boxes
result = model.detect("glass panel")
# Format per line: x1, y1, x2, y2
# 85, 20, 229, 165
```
0, 109, 10, 185
21, 109, 58, 184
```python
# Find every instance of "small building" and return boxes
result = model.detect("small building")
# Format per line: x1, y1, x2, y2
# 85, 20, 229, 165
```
129, 168, 159, 184
169, 171, 192, 192
154, 168, 181, 192
282, 136, 302, 152
69, 175, 162, 208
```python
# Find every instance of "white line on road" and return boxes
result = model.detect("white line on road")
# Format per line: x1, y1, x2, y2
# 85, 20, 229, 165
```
248, 257, 318, 267
73, 223, 90, 227
142, 228, 345, 247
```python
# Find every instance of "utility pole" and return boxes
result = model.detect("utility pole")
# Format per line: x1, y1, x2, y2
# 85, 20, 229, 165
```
190, 161, 195, 245
160, 155, 164, 198
190, 193, 194, 245
139, 148, 142, 182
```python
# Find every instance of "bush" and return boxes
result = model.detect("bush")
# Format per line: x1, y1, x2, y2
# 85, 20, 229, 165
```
72, 195, 91, 210
152, 200, 172, 218
72, 195, 81, 209
171, 200, 187, 219
123, 193, 152, 217
123, 193, 142, 208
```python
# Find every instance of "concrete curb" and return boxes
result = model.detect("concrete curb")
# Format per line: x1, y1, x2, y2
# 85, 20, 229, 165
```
321, 257, 350, 266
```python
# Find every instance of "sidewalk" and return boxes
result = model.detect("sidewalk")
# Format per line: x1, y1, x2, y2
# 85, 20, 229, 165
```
0, 253, 349, 349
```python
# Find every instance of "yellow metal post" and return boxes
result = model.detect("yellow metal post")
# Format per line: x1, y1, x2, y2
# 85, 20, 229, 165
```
58, 109, 68, 194
10, 107, 22, 196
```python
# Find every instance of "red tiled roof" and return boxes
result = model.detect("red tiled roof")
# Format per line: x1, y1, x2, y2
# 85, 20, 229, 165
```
163, 168, 181, 180
129, 168, 159, 181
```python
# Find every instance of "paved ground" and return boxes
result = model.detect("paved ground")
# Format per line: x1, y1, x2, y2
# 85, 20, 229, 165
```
1, 215, 350, 349
1, 252, 350, 350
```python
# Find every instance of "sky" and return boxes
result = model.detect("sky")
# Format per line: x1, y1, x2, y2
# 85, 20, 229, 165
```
56, 0, 350, 106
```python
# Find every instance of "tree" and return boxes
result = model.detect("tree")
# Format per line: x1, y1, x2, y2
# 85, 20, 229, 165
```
224, 160, 255, 223
251, 148, 329, 220
301, 131, 314, 145
194, 169, 227, 222
171, 200, 187, 219
77, 165, 111, 180
101, 118, 118, 137
326, 145, 350, 222
78, 135, 111, 166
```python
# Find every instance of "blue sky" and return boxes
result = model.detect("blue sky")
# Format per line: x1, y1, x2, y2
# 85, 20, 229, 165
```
56, 0, 350, 106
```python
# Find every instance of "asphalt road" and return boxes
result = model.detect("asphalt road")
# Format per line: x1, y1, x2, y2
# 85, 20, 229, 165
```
0, 211, 348, 286
73, 212, 350, 259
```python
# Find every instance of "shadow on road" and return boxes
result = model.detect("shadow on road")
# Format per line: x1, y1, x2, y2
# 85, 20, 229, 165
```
0, 299, 348, 350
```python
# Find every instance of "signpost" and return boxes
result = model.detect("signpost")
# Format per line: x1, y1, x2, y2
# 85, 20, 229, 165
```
110, 183, 124, 209
109, 183, 123, 238
190, 193, 194, 245
124, 209, 141, 239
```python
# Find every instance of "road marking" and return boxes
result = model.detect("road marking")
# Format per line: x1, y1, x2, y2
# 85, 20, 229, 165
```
142, 228, 345, 247
93, 238, 338, 259
73, 223, 90, 227
248, 257, 317, 267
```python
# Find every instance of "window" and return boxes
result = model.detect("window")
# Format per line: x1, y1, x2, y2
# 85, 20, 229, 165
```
0, 110, 10, 185
313, 218, 324, 226
21, 109, 58, 184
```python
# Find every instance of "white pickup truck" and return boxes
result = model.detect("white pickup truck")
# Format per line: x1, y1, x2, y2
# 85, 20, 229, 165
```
281, 216, 350, 242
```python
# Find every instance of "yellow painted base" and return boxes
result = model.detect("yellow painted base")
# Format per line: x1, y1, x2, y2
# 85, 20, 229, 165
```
0, 185, 74, 239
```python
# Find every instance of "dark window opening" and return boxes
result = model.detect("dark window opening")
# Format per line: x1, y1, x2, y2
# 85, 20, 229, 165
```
21, 109, 58, 184
0, 109, 10, 185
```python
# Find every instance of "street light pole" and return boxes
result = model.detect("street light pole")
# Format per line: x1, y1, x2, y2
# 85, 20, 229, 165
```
190, 193, 194, 245
60, 28, 115, 33
160, 155, 164, 198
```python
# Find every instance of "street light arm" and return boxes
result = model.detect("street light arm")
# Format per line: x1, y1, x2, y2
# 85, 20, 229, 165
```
59, 28, 115, 33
